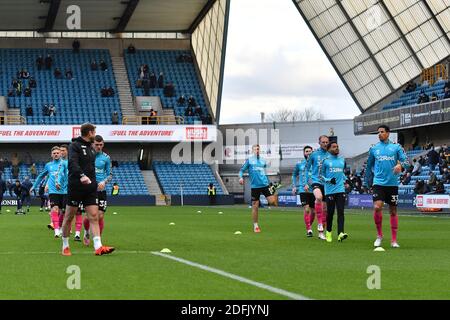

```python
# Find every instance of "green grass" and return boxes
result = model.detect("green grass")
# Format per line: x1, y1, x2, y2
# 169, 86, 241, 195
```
0, 205, 449, 300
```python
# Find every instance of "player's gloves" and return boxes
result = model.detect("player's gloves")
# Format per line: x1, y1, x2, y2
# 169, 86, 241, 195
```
330, 178, 336, 185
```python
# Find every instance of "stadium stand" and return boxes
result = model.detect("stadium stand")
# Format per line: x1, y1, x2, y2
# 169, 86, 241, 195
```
1, 161, 148, 196
153, 161, 223, 195
124, 50, 210, 124
1, 48, 121, 124
383, 80, 448, 111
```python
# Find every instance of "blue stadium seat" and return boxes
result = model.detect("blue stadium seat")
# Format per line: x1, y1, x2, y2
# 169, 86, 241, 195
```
123, 50, 210, 123
0, 49, 122, 124
153, 161, 223, 195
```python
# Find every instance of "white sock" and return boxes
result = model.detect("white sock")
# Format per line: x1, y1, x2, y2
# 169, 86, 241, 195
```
62, 237, 69, 249
55, 228, 60, 236
93, 236, 102, 250
75, 231, 80, 237
253, 223, 259, 229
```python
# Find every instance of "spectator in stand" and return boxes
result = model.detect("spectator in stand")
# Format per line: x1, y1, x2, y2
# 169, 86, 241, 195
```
49, 104, 56, 117
24, 86, 32, 97
417, 91, 430, 104
45, 54, 53, 70
30, 163, 37, 179
16, 81, 22, 96
434, 180, 446, 194
427, 146, 440, 171
431, 92, 439, 102
188, 95, 196, 107
22, 69, 30, 79
444, 87, 450, 99
418, 155, 426, 166
127, 44, 136, 54
195, 105, 203, 116
91, 60, 98, 71
441, 167, 450, 184
12, 165, 20, 179
100, 59, 108, 71
12, 78, 18, 89
149, 109, 158, 125
177, 95, 186, 105
108, 87, 115, 97
25, 105, 33, 116
414, 180, 431, 195
428, 171, 437, 187
185, 106, 194, 117
29, 77, 36, 88
158, 72, 164, 89
0, 158, 5, 173
54, 68, 62, 79
42, 104, 50, 116
149, 72, 157, 88
163, 82, 175, 97
36, 55, 44, 70
111, 111, 119, 125
65, 68, 73, 80
411, 158, 422, 176
403, 80, 417, 94
72, 39, 80, 53
402, 172, 411, 185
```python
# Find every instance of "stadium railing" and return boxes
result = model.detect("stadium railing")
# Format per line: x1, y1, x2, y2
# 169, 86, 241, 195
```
122, 115, 185, 125
0, 115, 26, 125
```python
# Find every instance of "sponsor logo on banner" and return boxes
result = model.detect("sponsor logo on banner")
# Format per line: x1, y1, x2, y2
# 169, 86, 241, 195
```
72, 127, 81, 138
1, 200, 18, 206
416, 195, 423, 207
186, 127, 208, 140
416, 195, 450, 209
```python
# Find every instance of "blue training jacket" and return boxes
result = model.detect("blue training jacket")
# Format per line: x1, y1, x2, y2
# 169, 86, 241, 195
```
363, 140, 410, 187
239, 155, 270, 189
292, 159, 312, 193
304, 148, 330, 185
320, 154, 346, 195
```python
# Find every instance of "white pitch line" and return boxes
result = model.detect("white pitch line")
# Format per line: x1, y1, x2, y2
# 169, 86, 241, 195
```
151, 251, 310, 300
0, 250, 148, 255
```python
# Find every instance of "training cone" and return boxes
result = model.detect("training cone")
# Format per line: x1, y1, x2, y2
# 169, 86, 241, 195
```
374, 247, 385, 252
218, 212, 223, 214
113, 212, 118, 215
169, 222, 175, 225
160, 248, 172, 253
234, 231, 242, 235
197, 210, 202, 213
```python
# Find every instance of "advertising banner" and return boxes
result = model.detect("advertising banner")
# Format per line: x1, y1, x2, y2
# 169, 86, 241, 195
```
347, 194, 373, 208
0, 125, 217, 143
416, 194, 450, 209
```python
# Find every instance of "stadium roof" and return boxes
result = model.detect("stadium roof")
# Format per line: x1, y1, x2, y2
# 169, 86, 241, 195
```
0, 0, 213, 33
293, 0, 450, 112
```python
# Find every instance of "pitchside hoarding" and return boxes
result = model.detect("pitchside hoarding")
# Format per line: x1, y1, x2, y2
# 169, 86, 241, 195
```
354, 99, 450, 135
0, 125, 217, 143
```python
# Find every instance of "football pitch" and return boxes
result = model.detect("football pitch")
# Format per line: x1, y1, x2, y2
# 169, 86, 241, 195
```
0, 205, 449, 300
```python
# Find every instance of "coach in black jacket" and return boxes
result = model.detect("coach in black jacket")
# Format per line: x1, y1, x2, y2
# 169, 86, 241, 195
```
61, 123, 114, 256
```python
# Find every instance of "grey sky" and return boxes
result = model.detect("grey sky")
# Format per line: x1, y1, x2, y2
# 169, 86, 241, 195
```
219, 0, 361, 124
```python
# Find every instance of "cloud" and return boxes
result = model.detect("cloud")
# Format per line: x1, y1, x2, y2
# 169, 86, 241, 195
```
220, 0, 360, 124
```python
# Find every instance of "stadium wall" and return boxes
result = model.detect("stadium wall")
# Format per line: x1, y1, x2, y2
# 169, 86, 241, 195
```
0, 38, 190, 55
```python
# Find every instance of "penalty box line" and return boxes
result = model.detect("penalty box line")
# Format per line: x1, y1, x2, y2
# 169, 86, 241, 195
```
151, 251, 310, 300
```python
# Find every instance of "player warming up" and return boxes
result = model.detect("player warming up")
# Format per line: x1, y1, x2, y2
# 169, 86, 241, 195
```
30, 147, 65, 237
239, 144, 278, 233
304, 135, 330, 240
320, 142, 348, 243
292, 145, 316, 237
61, 123, 115, 256
363, 125, 409, 248
83, 135, 112, 246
